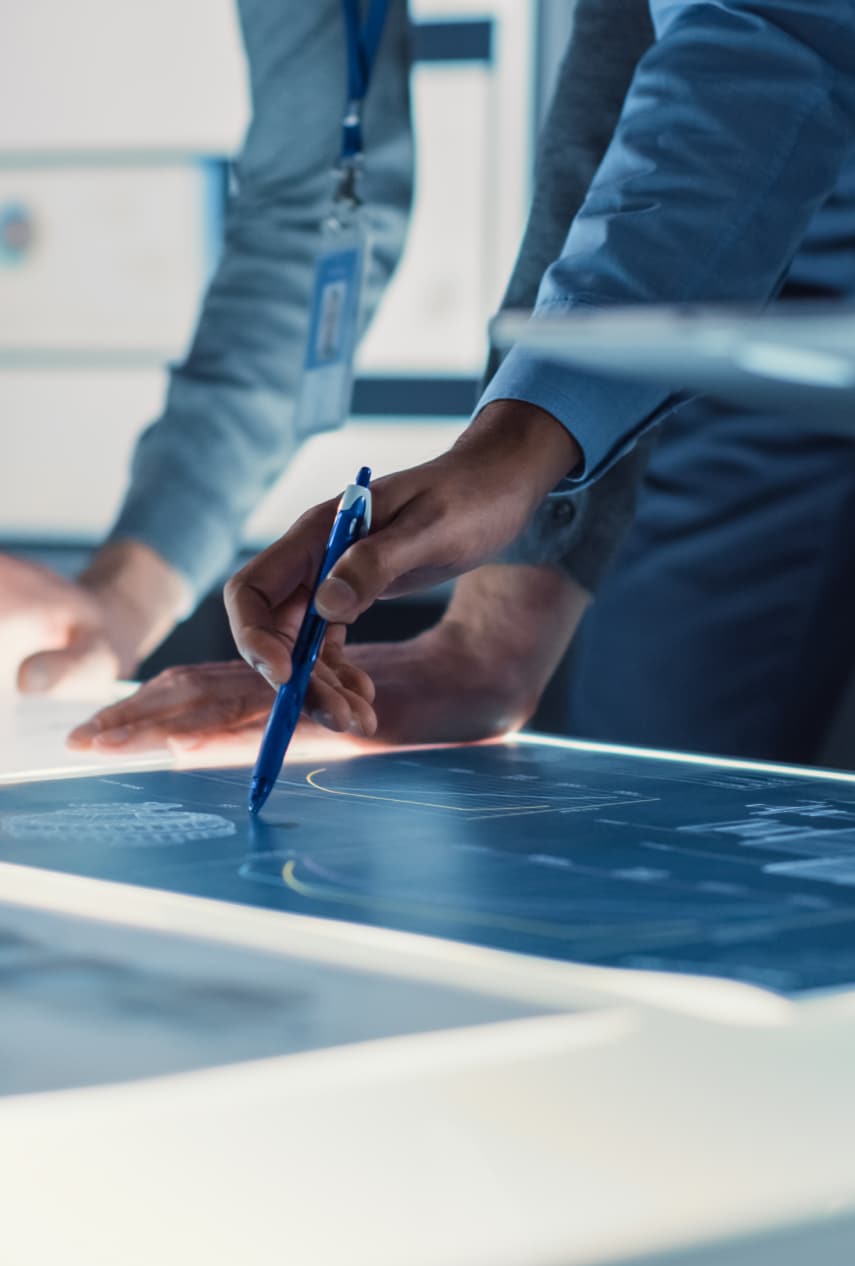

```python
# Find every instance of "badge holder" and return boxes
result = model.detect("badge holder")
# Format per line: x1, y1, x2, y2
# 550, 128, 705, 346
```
294, 143, 370, 438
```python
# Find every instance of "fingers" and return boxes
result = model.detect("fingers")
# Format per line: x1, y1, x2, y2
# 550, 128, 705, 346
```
18, 630, 117, 695
339, 658, 376, 706
229, 479, 457, 640
66, 651, 376, 753
227, 415, 574, 687
68, 661, 273, 752
225, 502, 336, 683
79, 698, 265, 755
222, 581, 304, 688
68, 670, 193, 743
305, 658, 378, 738
315, 506, 457, 622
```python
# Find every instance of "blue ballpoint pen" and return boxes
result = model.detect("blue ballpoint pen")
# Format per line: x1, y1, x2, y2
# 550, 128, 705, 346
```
248, 466, 372, 815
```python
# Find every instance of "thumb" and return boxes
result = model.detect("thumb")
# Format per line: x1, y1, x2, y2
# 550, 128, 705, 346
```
315, 514, 461, 623
17, 631, 117, 694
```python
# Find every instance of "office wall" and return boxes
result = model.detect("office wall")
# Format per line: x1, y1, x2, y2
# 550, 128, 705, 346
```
1, 1, 534, 555
0, 0, 248, 153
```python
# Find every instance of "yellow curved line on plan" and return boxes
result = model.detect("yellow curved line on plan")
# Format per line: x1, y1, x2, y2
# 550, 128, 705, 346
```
282, 859, 585, 940
304, 767, 549, 814
280, 860, 706, 949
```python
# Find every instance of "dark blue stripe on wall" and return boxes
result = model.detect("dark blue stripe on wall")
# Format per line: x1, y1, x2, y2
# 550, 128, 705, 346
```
411, 20, 493, 63
352, 376, 481, 416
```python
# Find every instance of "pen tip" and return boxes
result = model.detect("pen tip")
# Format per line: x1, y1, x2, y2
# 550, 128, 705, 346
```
248, 776, 274, 816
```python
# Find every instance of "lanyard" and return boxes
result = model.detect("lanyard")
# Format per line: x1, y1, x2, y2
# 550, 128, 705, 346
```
340, 0, 390, 160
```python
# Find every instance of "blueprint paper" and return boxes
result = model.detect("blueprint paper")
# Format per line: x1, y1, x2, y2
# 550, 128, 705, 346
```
4, 740, 855, 995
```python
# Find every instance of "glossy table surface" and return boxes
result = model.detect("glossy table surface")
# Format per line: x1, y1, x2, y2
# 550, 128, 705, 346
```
3, 700, 855, 1265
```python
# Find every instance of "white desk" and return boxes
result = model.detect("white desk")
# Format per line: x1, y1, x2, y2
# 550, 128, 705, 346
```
2, 699, 855, 1265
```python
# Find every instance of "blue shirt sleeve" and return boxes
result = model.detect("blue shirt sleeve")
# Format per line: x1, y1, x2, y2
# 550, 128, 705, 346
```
108, 0, 413, 601
478, 0, 855, 483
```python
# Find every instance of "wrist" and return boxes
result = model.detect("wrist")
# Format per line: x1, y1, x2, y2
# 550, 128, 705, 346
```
455, 399, 583, 508
78, 540, 192, 673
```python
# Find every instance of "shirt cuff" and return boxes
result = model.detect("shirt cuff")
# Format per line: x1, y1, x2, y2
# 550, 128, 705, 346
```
476, 339, 674, 486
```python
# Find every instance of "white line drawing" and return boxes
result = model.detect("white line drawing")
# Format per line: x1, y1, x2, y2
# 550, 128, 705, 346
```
3, 801, 236, 847
300, 766, 659, 817
765, 857, 855, 886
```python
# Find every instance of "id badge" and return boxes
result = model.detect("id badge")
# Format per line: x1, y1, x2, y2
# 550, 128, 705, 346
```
295, 212, 368, 438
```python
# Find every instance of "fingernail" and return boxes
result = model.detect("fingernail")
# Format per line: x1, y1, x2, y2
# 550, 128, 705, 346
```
93, 727, 130, 747
68, 723, 97, 744
348, 719, 366, 738
241, 651, 273, 680
310, 709, 336, 730
316, 577, 356, 619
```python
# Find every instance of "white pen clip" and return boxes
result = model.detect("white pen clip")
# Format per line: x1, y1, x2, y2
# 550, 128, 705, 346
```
338, 481, 372, 537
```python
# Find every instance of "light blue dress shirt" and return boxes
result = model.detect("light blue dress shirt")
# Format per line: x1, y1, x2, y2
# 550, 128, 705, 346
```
479, 0, 855, 482
108, 0, 414, 600
109, 0, 855, 602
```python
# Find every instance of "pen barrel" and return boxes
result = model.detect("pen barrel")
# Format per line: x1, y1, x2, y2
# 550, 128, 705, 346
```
255, 679, 303, 780
255, 611, 328, 780
248, 475, 370, 810
290, 609, 328, 674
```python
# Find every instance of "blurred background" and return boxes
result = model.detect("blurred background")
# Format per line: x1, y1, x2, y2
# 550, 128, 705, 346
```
8, 0, 855, 763
0, 0, 578, 726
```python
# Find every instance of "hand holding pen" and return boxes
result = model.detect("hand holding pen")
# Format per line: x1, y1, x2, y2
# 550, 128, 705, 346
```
247, 467, 373, 813
226, 403, 582, 721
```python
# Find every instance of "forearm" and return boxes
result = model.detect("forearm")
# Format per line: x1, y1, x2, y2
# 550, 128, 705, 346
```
444, 561, 588, 715
453, 398, 582, 511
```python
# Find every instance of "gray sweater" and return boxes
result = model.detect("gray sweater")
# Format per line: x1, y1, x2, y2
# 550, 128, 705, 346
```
108, 0, 653, 600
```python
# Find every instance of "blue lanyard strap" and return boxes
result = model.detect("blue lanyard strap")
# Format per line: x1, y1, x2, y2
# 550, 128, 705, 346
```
340, 0, 390, 159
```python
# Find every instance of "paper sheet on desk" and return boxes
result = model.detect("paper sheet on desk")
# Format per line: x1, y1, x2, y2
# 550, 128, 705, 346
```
0, 687, 369, 784
0, 687, 173, 783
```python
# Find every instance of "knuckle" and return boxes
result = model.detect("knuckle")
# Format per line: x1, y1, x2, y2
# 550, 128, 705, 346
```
353, 539, 388, 587
90, 706, 122, 730
223, 572, 251, 614
155, 665, 183, 686
304, 500, 337, 530
217, 698, 247, 728
289, 502, 335, 547
164, 664, 202, 692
